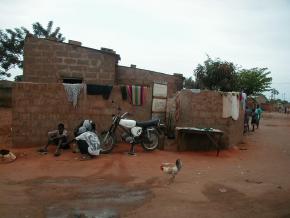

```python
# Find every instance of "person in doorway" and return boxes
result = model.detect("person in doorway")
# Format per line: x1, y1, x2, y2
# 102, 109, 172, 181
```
255, 105, 263, 129
38, 123, 69, 156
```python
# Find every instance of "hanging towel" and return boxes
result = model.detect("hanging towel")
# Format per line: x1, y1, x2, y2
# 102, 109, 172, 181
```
133, 85, 141, 105
231, 94, 240, 120
242, 92, 247, 110
87, 84, 113, 100
120, 86, 127, 100
63, 83, 84, 107
141, 86, 148, 105
126, 85, 132, 103
126, 85, 147, 105
175, 92, 181, 122
222, 93, 232, 118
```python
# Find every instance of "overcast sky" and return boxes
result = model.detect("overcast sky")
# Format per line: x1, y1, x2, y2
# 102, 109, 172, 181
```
1, 0, 290, 100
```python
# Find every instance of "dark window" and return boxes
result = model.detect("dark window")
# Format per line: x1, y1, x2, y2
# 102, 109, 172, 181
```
63, 78, 83, 84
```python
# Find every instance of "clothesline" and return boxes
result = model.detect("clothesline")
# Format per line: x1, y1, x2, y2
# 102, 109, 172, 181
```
62, 83, 149, 107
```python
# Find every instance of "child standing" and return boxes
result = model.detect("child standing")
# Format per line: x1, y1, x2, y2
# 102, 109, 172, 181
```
251, 108, 258, 132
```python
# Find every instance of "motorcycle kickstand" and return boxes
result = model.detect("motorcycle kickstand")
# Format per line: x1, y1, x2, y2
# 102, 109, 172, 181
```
128, 143, 136, 156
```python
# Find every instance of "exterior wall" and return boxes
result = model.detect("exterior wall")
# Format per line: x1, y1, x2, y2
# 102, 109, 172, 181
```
23, 35, 119, 85
12, 82, 152, 147
168, 90, 243, 148
117, 66, 184, 98
261, 103, 274, 112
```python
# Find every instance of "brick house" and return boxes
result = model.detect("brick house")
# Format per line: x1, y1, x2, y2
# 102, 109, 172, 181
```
12, 35, 184, 146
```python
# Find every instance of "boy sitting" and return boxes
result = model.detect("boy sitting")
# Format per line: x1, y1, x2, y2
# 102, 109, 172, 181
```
38, 123, 69, 156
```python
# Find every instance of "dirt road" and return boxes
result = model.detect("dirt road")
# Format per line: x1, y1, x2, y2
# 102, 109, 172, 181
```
0, 108, 290, 218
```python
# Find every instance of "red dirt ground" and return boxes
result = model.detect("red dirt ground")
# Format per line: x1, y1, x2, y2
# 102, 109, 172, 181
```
0, 108, 290, 218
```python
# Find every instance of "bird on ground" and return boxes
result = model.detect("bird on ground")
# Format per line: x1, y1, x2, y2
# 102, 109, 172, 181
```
160, 159, 182, 183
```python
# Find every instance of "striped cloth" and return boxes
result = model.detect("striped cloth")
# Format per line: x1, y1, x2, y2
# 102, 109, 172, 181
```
126, 85, 148, 106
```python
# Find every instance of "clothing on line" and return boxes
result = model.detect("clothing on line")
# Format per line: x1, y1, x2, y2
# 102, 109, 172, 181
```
126, 85, 148, 106
63, 83, 85, 107
86, 84, 113, 100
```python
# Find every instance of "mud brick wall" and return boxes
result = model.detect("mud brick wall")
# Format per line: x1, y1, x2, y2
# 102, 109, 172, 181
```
117, 66, 184, 98
168, 90, 244, 148
12, 82, 152, 147
23, 35, 119, 84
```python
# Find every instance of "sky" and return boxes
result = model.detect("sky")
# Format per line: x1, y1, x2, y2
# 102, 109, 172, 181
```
1, 0, 290, 100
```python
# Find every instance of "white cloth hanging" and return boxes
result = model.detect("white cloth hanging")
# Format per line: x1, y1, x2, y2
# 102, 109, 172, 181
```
222, 94, 232, 118
231, 94, 239, 120
63, 83, 84, 107
242, 92, 247, 110
222, 92, 240, 120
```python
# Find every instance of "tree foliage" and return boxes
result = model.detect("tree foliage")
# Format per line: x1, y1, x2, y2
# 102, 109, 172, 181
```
237, 68, 272, 96
14, 75, 23, 81
184, 76, 197, 89
270, 88, 279, 100
0, 21, 65, 79
0, 27, 28, 78
194, 56, 238, 92
191, 56, 273, 96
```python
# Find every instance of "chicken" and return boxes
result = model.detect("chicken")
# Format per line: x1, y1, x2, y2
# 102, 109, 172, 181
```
160, 159, 182, 183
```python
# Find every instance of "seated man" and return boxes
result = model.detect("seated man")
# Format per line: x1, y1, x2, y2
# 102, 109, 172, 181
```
38, 123, 69, 156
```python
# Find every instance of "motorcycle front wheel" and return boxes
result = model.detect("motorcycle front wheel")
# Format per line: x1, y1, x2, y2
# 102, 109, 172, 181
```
141, 130, 159, 151
99, 131, 116, 154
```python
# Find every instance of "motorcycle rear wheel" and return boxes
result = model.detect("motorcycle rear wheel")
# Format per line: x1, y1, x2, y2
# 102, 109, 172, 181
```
141, 130, 159, 151
99, 131, 116, 154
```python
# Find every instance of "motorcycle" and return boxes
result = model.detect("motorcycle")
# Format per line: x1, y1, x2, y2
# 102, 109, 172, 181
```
100, 108, 162, 155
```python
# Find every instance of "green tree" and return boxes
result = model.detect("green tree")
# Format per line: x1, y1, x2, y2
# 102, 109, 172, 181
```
237, 68, 272, 96
184, 76, 197, 89
14, 75, 23, 81
270, 88, 279, 100
0, 21, 65, 79
0, 27, 28, 78
194, 56, 238, 92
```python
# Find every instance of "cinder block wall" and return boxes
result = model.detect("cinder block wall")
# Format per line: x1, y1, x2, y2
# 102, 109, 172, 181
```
12, 83, 152, 147
23, 35, 119, 84
117, 66, 184, 98
169, 90, 244, 148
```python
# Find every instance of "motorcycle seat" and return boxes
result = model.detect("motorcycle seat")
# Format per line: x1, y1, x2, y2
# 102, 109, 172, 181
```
136, 119, 159, 127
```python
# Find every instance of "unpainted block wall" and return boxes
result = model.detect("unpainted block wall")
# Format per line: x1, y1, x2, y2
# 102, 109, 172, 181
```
117, 66, 183, 98
23, 36, 119, 84
169, 90, 244, 148
12, 83, 152, 147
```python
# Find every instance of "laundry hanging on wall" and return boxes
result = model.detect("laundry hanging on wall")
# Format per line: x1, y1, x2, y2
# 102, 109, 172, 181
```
222, 92, 240, 120
86, 84, 113, 100
120, 86, 127, 100
126, 85, 148, 106
63, 83, 85, 107
241, 92, 247, 110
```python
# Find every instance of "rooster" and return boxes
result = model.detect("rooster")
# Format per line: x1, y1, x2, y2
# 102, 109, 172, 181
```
160, 159, 182, 183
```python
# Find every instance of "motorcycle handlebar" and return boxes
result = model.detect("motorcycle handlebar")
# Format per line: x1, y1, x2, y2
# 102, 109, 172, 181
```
121, 112, 128, 118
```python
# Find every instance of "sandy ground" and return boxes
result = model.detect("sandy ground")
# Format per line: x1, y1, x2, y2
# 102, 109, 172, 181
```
0, 108, 290, 218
